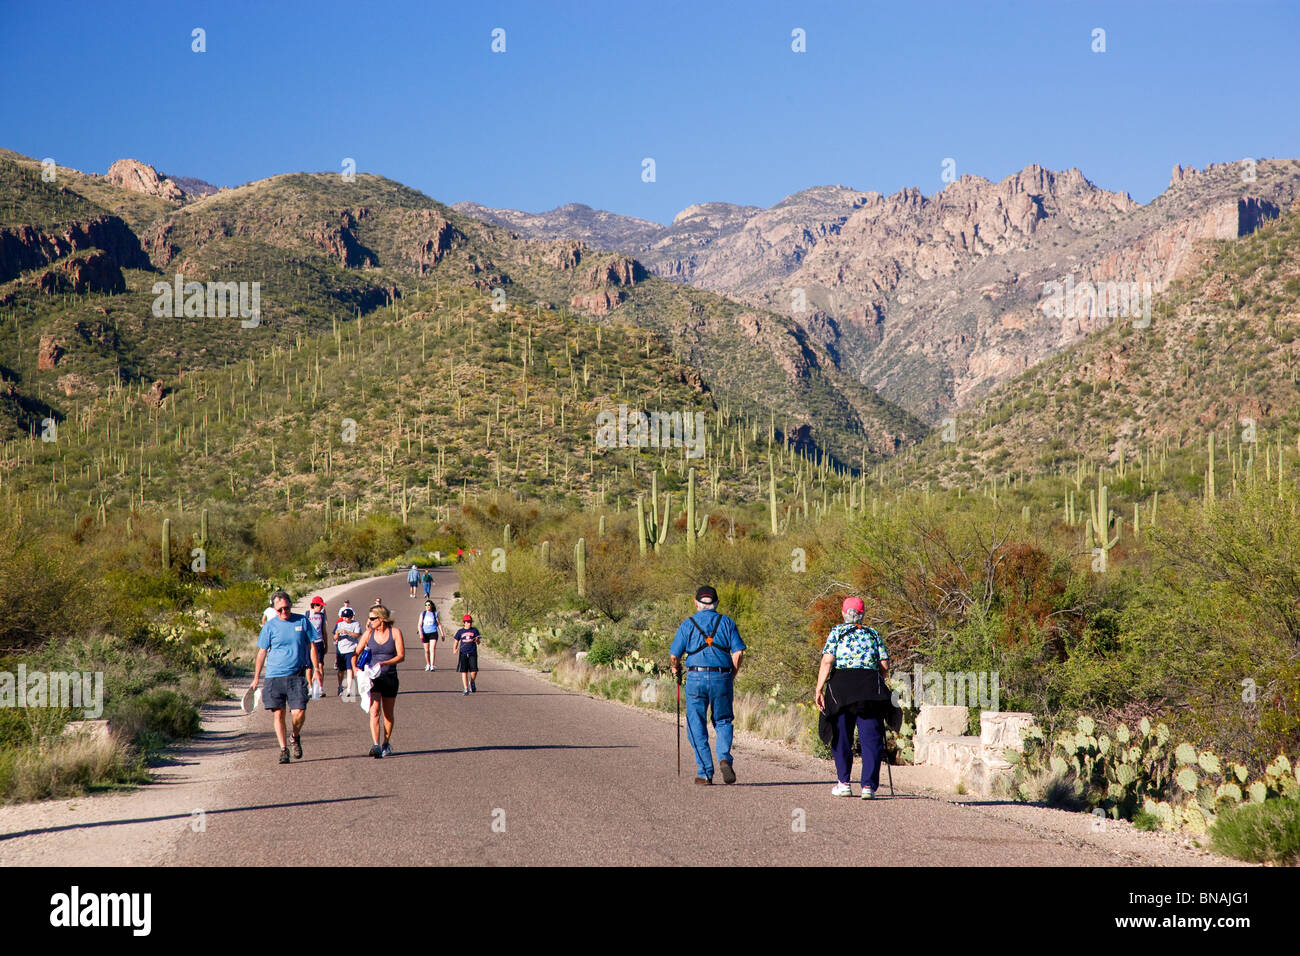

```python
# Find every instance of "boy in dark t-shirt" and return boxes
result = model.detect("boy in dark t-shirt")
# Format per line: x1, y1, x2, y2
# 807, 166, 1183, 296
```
454, 615, 480, 695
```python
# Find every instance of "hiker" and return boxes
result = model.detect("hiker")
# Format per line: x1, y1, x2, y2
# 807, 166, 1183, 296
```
669, 585, 746, 785
354, 605, 405, 757
334, 605, 362, 697
407, 564, 420, 598
250, 590, 322, 764
456, 548, 464, 563
419, 599, 442, 671
262, 593, 278, 625
814, 596, 891, 799
421, 568, 434, 598
454, 614, 480, 694
306, 595, 329, 697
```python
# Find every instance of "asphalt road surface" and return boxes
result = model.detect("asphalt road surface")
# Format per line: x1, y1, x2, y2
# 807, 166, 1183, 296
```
149, 567, 1126, 866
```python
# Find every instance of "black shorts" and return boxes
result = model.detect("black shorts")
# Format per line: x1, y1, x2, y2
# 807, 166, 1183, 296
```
456, 652, 478, 673
421, 631, 438, 644
371, 669, 399, 699
262, 674, 309, 711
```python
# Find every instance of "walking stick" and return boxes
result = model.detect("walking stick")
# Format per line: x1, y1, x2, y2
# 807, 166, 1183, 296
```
676, 669, 682, 776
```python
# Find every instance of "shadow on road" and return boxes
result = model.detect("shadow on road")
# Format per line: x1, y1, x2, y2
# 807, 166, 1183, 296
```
0, 794, 389, 842
305, 743, 636, 762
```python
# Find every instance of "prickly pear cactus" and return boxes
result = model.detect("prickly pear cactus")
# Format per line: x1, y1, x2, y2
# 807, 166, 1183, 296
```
1115, 723, 1130, 744
1214, 782, 1243, 808
1180, 805, 1208, 834
1197, 750, 1221, 775
1247, 781, 1267, 803
1175, 743, 1197, 766
1076, 715, 1095, 736
1175, 767, 1199, 792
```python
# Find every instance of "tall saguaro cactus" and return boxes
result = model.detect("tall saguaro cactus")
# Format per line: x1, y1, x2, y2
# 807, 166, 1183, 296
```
769, 457, 779, 535
161, 518, 171, 570
685, 468, 709, 557
1086, 475, 1119, 562
575, 537, 586, 597
1205, 432, 1216, 505
637, 472, 670, 554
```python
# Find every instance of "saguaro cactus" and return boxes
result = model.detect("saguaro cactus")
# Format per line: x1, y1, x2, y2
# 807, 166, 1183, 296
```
540, 540, 550, 565
685, 468, 709, 557
637, 472, 670, 554
1205, 432, 1216, 505
200, 508, 209, 545
575, 537, 586, 597
1086, 475, 1119, 562
162, 518, 171, 569
769, 457, 779, 535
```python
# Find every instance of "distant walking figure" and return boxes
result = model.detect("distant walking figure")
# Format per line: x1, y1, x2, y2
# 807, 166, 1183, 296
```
407, 564, 420, 598
454, 614, 480, 695
421, 569, 433, 598
250, 590, 322, 764
354, 605, 405, 757
669, 585, 745, 785
815, 597, 891, 799
419, 600, 442, 671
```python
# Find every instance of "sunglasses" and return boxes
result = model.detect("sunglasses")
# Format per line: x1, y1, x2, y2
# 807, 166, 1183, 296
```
368, 616, 381, 621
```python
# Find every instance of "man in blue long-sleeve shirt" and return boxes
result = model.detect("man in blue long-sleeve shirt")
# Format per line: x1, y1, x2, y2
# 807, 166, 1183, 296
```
669, 585, 746, 785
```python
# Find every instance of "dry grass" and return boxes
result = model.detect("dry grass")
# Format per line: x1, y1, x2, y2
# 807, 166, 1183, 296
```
0, 732, 144, 804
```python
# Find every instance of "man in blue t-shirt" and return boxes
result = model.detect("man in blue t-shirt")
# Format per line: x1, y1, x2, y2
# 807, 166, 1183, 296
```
250, 590, 321, 764
669, 585, 746, 785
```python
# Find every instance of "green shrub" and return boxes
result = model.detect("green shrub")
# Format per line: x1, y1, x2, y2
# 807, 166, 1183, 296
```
1131, 810, 1160, 831
586, 629, 636, 667
1210, 798, 1300, 865
109, 688, 201, 748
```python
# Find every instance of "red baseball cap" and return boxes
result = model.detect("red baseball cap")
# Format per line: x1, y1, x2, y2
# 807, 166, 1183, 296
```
462, 614, 473, 622
842, 596, 865, 615
311, 595, 324, 606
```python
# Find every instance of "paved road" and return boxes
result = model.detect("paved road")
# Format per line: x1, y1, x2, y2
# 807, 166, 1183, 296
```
151, 567, 1125, 866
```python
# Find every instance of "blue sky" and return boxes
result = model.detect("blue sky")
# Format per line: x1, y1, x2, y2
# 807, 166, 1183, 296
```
3, 0, 1297, 223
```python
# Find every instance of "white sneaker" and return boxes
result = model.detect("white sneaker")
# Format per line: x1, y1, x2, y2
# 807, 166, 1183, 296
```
831, 783, 853, 797
861, 788, 875, 800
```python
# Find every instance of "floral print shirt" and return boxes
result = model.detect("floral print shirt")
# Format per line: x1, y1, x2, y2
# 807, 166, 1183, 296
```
820, 623, 888, 670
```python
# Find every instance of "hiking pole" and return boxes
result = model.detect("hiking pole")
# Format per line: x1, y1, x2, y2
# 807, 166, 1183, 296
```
675, 669, 682, 776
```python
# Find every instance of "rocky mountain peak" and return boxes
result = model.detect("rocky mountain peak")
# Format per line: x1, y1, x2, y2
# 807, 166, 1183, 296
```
105, 159, 186, 203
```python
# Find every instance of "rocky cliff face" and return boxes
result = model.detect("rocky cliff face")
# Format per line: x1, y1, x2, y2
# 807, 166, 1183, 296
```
0, 215, 150, 284
105, 159, 186, 203
457, 160, 1300, 422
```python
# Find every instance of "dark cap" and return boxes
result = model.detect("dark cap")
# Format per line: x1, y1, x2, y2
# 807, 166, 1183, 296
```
695, 585, 718, 605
